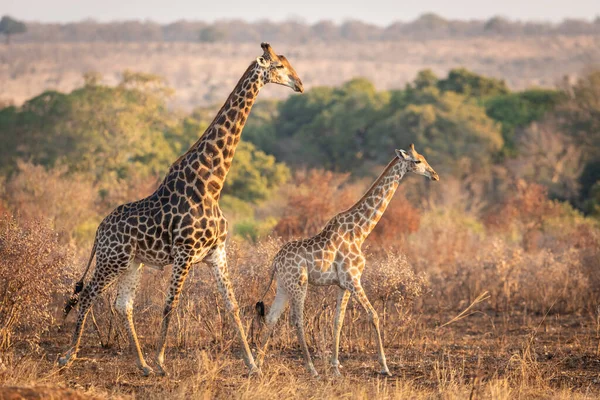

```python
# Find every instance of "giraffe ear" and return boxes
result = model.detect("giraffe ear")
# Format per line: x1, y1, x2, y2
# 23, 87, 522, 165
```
396, 149, 410, 160
256, 56, 269, 68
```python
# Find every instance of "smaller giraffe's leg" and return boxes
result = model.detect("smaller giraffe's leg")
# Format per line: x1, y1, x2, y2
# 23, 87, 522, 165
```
256, 281, 289, 368
290, 285, 318, 377
349, 282, 391, 376
207, 244, 259, 375
155, 254, 192, 376
114, 261, 153, 376
331, 287, 350, 376
59, 265, 120, 368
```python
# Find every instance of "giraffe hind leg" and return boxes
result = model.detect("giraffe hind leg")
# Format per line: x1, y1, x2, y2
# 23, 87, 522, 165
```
257, 281, 289, 368
288, 274, 317, 377
331, 287, 350, 376
207, 243, 259, 375
114, 261, 153, 376
58, 260, 123, 368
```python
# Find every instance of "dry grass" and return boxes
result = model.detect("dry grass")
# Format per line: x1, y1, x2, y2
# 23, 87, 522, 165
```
0, 165, 599, 398
2, 36, 600, 109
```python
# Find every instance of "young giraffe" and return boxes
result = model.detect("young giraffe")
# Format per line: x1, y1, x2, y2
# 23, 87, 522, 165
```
58, 43, 303, 376
256, 144, 439, 377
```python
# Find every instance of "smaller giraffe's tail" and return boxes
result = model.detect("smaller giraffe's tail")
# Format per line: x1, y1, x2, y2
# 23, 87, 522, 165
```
255, 262, 277, 318
63, 238, 97, 318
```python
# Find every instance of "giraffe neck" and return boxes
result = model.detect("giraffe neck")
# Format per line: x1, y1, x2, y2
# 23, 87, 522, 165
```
169, 61, 265, 199
345, 157, 408, 240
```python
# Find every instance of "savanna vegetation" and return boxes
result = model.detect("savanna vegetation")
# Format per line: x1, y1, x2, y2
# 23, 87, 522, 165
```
0, 64, 599, 398
4, 13, 600, 44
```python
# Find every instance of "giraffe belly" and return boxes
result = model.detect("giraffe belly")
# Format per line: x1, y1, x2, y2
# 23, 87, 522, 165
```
135, 244, 173, 268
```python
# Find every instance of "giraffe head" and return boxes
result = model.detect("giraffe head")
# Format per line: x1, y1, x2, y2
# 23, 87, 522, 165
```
256, 42, 304, 93
396, 144, 440, 181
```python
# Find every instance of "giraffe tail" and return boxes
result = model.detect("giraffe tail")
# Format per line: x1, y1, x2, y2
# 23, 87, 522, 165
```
63, 239, 97, 318
255, 262, 277, 318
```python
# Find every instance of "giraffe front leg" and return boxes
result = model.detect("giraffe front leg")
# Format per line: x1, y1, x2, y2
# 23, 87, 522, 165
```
349, 281, 391, 376
155, 256, 192, 376
331, 287, 350, 377
207, 244, 259, 375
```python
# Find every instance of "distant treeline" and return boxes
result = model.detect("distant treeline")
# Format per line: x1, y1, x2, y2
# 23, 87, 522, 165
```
12, 13, 600, 43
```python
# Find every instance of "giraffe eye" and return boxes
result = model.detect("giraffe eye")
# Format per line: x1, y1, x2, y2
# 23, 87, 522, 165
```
414, 161, 422, 164
275, 64, 285, 69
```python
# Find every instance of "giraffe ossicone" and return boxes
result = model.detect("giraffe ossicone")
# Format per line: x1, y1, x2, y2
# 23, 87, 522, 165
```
256, 144, 439, 377
58, 43, 303, 376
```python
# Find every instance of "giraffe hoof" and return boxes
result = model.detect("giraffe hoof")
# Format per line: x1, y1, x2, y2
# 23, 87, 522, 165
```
141, 366, 154, 377
332, 368, 342, 377
57, 356, 73, 368
156, 364, 168, 377
249, 366, 262, 377
379, 369, 392, 377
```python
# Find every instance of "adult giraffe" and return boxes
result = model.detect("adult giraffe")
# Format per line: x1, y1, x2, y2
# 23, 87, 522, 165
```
59, 43, 303, 376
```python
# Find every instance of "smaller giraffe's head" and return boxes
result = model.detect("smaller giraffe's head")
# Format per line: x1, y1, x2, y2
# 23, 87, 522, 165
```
395, 144, 439, 181
256, 43, 304, 93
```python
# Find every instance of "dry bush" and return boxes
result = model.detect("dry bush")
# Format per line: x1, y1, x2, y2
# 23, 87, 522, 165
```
3, 161, 97, 243
274, 169, 421, 249
368, 194, 421, 248
273, 169, 357, 238
485, 179, 561, 251
0, 214, 72, 351
96, 169, 160, 213
512, 120, 584, 202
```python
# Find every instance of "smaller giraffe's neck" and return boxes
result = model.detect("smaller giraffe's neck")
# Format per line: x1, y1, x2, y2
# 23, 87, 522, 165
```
344, 157, 408, 240
169, 61, 265, 199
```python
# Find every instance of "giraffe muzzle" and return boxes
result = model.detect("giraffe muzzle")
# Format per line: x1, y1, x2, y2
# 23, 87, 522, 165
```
294, 80, 304, 93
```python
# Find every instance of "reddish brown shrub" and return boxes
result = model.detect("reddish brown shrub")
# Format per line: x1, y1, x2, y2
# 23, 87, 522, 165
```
485, 179, 561, 251
368, 194, 421, 248
0, 214, 72, 351
273, 169, 357, 238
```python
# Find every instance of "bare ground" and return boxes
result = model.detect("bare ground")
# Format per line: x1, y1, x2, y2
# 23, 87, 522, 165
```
2, 310, 600, 399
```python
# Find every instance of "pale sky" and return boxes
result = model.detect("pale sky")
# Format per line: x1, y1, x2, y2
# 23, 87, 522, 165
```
2, 0, 599, 25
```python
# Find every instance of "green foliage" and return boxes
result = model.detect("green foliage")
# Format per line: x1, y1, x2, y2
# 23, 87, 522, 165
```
0, 15, 26, 44
252, 78, 389, 171
0, 72, 177, 181
0, 74, 290, 208
223, 141, 290, 203
485, 89, 562, 155
370, 91, 503, 173
246, 70, 505, 175
233, 217, 278, 242
438, 68, 509, 98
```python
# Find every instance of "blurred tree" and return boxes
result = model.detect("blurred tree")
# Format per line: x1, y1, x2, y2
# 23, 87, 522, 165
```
484, 16, 518, 35
0, 15, 26, 44
511, 121, 584, 202
198, 26, 227, 42
559, 70, 600, 156
558, 70, 600, 210
438, 68, 509, 98
485, 89, 562, 156
222, 141, 290, 203
368, 89, 504, 175
0, 72, 177, 182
